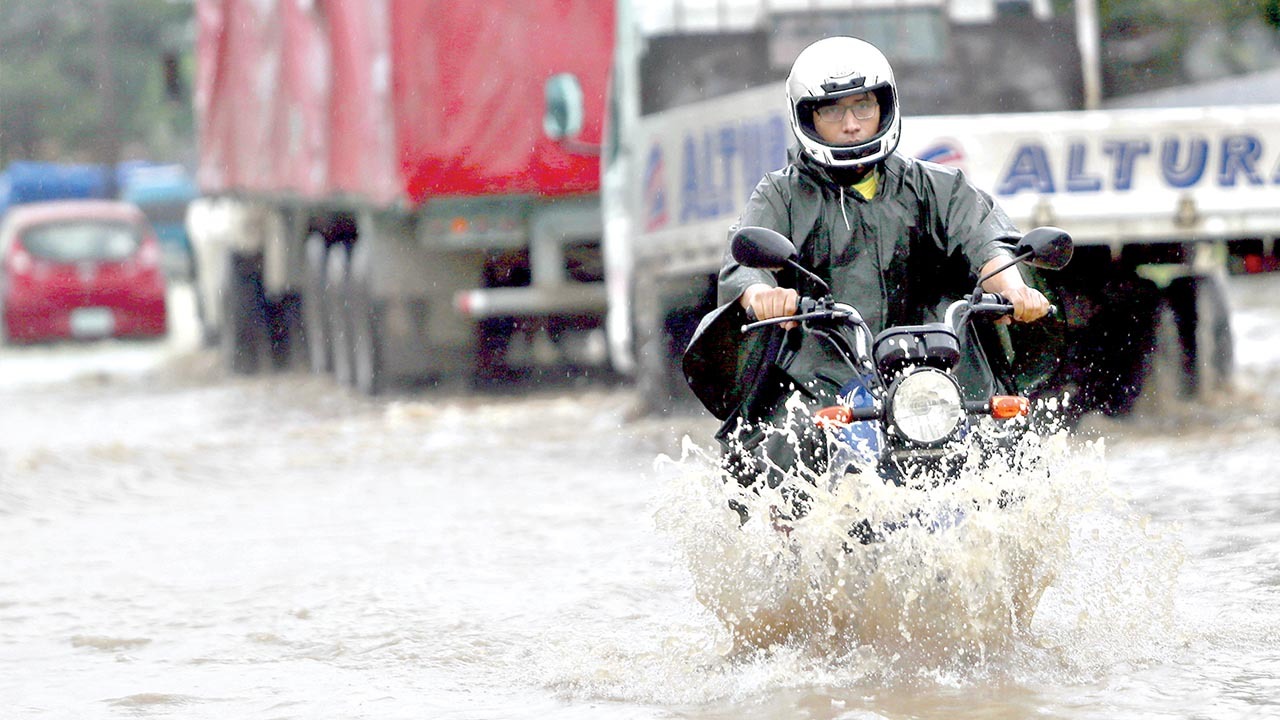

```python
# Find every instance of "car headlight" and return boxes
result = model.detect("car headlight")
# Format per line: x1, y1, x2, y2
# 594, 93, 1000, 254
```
888, 368, 964, 444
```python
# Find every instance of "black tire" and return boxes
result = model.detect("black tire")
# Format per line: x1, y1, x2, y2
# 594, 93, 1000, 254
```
1167, 273, 1235, 398
187, 252, 218, 347
221, 252, 269, 375
350, 298, 383, 395
267, 293, 305, 370
302, 233, 331, 374
634, 303, 679, 414
325, 244, 355, 387
475, 317, 518, 385
1052, 273, 1161, 421
633, 272, 704, 414
1095, 277, 1161, 418
348, 243, 384, 396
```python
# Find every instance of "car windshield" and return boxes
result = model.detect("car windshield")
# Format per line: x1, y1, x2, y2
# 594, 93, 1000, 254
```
21, 220, 140, 262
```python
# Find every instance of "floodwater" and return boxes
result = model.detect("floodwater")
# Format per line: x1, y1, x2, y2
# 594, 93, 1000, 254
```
2, 277, 1278, 719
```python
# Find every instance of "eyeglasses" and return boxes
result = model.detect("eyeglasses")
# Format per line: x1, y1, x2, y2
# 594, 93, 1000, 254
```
815, 99, 878, 123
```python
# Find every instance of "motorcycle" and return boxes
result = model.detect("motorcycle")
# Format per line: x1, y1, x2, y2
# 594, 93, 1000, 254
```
684, 225, 1073, 537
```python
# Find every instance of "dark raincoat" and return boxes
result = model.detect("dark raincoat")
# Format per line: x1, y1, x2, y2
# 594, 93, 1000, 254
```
682, 149, 1025, 489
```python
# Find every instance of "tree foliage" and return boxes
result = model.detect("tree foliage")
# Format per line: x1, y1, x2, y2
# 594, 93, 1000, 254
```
0, 0, 193, 166
1096, 0, 1280, 96
2, 0, 1278, 167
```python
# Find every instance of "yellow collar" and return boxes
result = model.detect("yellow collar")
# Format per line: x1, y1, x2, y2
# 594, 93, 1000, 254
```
851, 169, 878, 200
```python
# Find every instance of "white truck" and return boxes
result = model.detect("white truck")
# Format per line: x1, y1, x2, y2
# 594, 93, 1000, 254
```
600, 0, 1280, 420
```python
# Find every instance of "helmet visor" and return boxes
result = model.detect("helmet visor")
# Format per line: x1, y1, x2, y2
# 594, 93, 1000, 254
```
796, 84, 896, 150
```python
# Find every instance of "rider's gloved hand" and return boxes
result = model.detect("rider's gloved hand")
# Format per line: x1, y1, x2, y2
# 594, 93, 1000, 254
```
741, 283, 800, 330
1000, 285, 1052, 324
978, 256, 1052, 325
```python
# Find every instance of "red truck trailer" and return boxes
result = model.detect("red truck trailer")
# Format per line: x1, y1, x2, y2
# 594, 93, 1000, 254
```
189, 0, 613, 391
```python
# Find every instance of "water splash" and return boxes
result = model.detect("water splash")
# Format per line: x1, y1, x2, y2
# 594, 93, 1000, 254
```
652, 413, 1183, 685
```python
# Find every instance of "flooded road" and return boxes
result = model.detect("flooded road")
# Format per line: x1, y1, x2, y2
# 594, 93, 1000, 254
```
2, 278, 1279, 719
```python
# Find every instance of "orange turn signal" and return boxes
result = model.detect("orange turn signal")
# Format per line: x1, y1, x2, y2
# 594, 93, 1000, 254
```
814, 405, 853, 428
990, 395, 1029, 420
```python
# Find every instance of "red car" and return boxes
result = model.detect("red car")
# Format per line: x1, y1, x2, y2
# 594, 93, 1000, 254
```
1, 200, 168, 343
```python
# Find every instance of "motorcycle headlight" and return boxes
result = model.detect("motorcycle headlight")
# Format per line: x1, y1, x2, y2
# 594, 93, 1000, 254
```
888, 368, 964, 444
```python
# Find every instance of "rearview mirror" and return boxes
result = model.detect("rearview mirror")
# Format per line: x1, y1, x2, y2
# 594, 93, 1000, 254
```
731, 226, 797, 269
1017, 226, 1073, 270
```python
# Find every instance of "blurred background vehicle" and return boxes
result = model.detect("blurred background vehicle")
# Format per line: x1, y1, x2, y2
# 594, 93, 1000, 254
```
0, 199, 169, 344
0, 160, 197, 282
184, 0, 613, 391
119, 164, 198, 280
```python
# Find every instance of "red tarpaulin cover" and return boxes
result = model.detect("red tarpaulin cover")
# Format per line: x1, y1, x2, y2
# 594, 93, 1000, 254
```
195, 0, 613, 206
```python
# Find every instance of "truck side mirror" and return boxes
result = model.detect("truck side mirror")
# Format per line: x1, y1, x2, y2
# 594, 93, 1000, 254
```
543, 73, 585, 140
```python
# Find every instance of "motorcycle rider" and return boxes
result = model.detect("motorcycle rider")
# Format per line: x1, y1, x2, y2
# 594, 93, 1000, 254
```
683, 36, 1053, 504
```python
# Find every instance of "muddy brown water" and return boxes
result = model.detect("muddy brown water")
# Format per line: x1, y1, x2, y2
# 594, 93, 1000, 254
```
2, 278, 1278, 719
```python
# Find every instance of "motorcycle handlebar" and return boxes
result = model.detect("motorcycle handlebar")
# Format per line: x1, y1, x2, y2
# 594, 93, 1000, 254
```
741, 309, 832, 333
743, 294, 1055, 334
968, 293, 1015, 317
741, 296, 854, 333
968, 293, 1058, 318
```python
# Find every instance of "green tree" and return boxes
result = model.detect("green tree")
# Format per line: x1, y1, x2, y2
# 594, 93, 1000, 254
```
1096, 0, 1280, 96
0, 0, 193, 167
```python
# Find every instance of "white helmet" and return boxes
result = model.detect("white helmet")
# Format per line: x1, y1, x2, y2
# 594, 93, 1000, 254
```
786, 36, 901, 169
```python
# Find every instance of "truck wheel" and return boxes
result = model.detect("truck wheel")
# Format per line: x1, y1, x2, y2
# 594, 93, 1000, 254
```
475, 317, 517, 384
634, 305, 678, 413
302, 233, 331, 373
1059, 274, 1160, 420
326, 244, 355, 387
634, 274, 702, 414
268, 294, 305, 370
1167, 273, 1235, 398
348, 242, 384, 395
1104, 279, 1162, 417
350, 298, 383, 395
192, 291, 213, 346
221, 252, 269, 375
186, 253, 217, 347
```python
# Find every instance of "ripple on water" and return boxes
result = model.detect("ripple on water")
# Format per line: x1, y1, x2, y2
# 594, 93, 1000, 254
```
105, 693, 204, 709
70, 635, 153, 652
